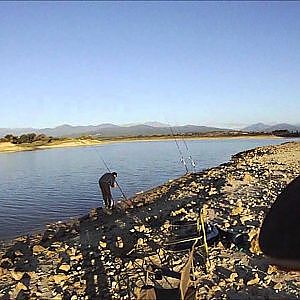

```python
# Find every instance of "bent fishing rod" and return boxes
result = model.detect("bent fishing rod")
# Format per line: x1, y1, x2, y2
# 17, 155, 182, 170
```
80, 140, 128, 201
168, 124, 189, 174
97, 151, 128, 201
174, 126, 196, 173
79, 140, 150, 231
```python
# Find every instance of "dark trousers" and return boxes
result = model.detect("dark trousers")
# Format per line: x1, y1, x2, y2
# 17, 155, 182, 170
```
99, 182, 112, 208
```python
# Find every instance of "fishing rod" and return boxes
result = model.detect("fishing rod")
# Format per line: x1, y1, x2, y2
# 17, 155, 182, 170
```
80, 140, 147, 226
168, 125, 189, 174
174, 126, 196, 173
97, 151, 128, 201
80, 140, 128, 201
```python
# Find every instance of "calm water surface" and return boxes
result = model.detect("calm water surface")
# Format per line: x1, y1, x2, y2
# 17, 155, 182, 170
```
0, 138, 298, 239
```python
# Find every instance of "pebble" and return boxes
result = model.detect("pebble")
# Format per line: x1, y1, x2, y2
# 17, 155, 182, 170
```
58, 264, 70, 272
33, 245, 46, 254
10, 270, 25, 281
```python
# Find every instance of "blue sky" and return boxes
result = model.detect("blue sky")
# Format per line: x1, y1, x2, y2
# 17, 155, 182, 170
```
0, 2, 299, 129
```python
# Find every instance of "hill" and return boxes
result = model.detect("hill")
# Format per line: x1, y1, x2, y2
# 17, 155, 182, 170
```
243, 123, 300, 132
0, 123, 228, 138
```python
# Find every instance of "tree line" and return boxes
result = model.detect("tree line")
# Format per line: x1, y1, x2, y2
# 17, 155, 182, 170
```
272, 130, 300, 137
0, 133, 53, 144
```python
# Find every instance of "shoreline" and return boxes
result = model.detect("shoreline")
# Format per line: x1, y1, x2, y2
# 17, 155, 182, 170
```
0, 141, 299, 298
0, 134, 283, 154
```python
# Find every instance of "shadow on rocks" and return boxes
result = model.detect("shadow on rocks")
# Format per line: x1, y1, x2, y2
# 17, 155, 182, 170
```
225, 285, 298, 299
78, 206, 143, 299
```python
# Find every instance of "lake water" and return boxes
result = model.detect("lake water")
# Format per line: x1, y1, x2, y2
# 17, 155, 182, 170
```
0, 137, 298, 240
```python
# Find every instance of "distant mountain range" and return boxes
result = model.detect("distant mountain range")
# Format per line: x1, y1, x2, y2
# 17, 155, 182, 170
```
1, 122, 299, 138
242, 123, 300, 132
0, 122, 228, 138
122, 122, 169, 128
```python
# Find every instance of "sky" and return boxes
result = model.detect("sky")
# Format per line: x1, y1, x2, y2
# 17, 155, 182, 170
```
0, 2, 299, 129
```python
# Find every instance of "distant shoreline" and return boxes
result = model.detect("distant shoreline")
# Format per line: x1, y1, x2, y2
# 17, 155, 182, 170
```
0, 134, 283, 154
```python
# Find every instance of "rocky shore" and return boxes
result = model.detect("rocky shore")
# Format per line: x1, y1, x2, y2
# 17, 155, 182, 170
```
0, 142, 299, 299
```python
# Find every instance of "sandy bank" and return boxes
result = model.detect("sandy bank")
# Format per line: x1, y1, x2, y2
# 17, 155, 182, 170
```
0, 139, 103, 153
0, 142, 299, 299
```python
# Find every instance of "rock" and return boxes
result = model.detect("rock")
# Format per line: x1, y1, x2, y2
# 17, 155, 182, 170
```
27, 271, 37, 281
116, 237, 124, 248
89, 208, 98, 218
45, 251, 57, 260
211, 285, 222, 292
243, 173, 254, 183
59, 252, 70, 263
137, 238, 145, 247
14, 256, 38, 272
162, 220, 171, 230
66, 247, 76, 256
170, 208, 186, 217
5, 242, 32, 260
250, 235, 262, 254
274, 282, 283, 290
1, 257, 13, 269
11, 270, 25, 281
0, 266, 5, 276
267, 265, 277, 275
125, 261, 134, 269
73, 281, 81, 289
248, 228, 259, 241
247, 273, 259, 285
208, 188, 218, 196
14, 250, 23, 257
228, 272, 239, 282
99, 241, 107, 248
240, 215, 253, 224
232, 220, 238, 225
231, 206, 244, 216
70, 254, 83, 261
264, 274, 272, 285
52, 274, 69, 285
58, 264, 70, 272
134, 224, 147, 233
15, 282, 28, 293
224, 222, 230, 228
32, 245, 46, 255
271, 274, 285, 283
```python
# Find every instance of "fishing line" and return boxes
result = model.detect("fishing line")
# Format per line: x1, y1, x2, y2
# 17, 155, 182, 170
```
80, 140, 143, 219
167, 124, 189, 174
80, 140, 128, 201
173, 124, 197, 173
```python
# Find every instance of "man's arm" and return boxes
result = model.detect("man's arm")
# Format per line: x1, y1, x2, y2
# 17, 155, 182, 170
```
110, 175, 117, 188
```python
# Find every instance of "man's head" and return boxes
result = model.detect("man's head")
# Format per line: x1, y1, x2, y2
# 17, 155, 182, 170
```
112, 172, 117, 177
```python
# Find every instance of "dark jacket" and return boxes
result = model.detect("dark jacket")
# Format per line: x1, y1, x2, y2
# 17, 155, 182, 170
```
99, 173, 116, 187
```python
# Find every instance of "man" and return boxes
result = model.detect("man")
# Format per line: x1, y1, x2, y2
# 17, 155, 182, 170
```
98, 172, 117, 209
